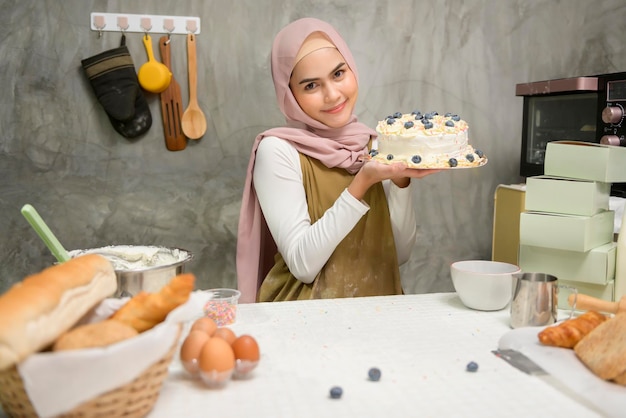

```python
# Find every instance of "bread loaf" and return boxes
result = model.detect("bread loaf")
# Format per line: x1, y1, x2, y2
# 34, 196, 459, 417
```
613, 369, 626, 386
574, 312, 626, 382
53, 319, 138, 351
0, 254, 117, 371
110, 273, 195, 332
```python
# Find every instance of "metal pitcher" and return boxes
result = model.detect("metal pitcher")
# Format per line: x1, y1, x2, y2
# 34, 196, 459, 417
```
510, 272, 577, 329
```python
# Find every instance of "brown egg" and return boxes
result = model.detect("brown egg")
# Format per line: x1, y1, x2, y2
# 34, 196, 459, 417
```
231, 335, 260, 362
213, 327, 237, 345
199, 337, 236, 373
180, 330, 210, 374
190, 317, 217, 336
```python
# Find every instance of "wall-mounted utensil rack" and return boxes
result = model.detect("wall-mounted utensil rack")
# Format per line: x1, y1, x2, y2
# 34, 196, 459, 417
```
90, 12, 201, 35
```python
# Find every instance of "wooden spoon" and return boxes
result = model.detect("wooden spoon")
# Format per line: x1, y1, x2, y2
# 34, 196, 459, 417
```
181, 33, 207, 140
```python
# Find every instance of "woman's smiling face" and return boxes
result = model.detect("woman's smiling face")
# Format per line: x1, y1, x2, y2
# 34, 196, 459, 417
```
289, 47, 358, 129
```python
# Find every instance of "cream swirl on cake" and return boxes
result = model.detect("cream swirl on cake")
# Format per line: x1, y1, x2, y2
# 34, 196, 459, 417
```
371, 111, 486, 168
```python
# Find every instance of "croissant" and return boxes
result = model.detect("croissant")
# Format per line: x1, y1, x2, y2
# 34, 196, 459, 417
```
538, 311, 608, 348
110, 273, 195, 332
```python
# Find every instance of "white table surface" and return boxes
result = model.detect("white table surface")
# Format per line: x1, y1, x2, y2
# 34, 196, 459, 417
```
149, 293, 608, 418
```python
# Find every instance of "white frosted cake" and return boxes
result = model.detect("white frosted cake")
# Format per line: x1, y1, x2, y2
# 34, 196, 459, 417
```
371, 111, 486, 168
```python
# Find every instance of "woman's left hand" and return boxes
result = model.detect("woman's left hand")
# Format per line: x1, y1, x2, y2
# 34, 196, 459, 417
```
363, 160, 441, 188
388, 163, 442, 188
348, 160, 442, 200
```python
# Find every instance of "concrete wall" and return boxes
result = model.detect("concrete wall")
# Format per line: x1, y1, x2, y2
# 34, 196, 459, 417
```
2, 0, 625, 294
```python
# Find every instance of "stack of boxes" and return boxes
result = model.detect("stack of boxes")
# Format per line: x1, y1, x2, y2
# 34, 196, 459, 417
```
518, 140, 626, 308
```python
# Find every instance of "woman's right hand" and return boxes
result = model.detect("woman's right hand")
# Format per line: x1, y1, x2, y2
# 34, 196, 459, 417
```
347, 160, 441, 200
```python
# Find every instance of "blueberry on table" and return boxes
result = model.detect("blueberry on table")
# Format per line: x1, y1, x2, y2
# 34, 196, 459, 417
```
329, 386, 343, 399
368, 367, 382, 381
411, 155, 422, 164
448, 158, 458, 167
466, 361, 479, 372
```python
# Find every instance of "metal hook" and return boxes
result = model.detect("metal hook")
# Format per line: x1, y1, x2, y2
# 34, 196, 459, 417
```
186, 19, 198, 34
117, 16, 129, 33
119, 25, 127, 47
140, 17, 152, 34
93, 15, 106, 39
163, 18, 175, 43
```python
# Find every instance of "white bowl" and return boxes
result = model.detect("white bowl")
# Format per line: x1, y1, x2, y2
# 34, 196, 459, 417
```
450, 260, 521, 311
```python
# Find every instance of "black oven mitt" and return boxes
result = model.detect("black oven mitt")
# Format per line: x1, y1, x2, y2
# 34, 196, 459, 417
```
81, 37, 152, 139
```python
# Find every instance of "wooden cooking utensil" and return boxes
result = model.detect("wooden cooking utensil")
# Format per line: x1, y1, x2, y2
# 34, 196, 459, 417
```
568, 293, 626, 314
158, 36, 186, 151
181, 33, 207, 140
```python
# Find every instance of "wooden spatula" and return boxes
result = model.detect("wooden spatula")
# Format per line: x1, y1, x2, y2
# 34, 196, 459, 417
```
158, 36, 186, 151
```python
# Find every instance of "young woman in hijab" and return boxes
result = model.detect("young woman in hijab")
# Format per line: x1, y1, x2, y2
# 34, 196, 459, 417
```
237, 17, 441, 303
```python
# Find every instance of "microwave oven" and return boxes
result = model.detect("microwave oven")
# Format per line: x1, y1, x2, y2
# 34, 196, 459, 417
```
516, 72, 626, 197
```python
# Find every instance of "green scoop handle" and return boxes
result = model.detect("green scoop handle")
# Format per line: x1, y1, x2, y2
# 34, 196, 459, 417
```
21, 204, 71, 263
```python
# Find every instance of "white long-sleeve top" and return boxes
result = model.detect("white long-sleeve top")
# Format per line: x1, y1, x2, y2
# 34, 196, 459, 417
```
253, 136, 417, 284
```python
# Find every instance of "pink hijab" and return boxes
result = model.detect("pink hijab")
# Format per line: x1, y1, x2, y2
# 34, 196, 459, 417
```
236, 17, 376, 303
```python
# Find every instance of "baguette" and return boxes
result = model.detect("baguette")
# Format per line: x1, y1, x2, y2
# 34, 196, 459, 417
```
0, 254, 117, 371
53, 319, 138, 351
110, 273, 195, 332
537, 311, 608, 348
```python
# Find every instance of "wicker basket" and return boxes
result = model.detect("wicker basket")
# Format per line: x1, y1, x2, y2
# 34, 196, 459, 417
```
0, 326, 180, 418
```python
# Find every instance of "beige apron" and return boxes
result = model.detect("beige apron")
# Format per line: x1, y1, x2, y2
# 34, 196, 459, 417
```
257, 152, 403, 302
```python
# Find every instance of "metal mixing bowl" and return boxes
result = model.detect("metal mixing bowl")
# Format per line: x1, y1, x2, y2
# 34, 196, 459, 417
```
69, 245, 194, 297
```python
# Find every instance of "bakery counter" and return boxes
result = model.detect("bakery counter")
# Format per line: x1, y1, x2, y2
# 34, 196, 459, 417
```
149, 293, 613, 418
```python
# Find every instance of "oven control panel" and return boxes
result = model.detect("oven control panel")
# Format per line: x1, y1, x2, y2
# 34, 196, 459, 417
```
599, 77, 626, 146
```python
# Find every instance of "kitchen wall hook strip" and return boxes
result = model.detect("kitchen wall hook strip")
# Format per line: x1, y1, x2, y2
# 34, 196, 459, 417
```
90, 13, 201, 35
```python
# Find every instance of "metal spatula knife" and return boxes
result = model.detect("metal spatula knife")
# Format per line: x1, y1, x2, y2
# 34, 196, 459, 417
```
492, 349, 547, 375
493, 349, 609, 416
